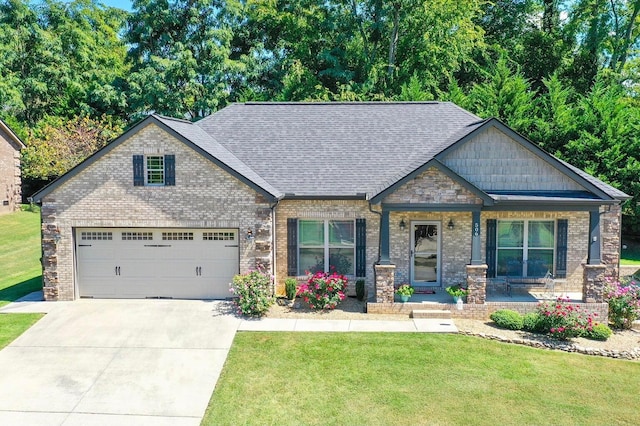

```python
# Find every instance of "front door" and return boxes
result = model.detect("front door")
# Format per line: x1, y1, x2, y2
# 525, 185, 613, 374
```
411, 221, 440, 286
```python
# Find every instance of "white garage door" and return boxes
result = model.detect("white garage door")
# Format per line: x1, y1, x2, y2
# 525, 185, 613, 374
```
75, 228, 239, 299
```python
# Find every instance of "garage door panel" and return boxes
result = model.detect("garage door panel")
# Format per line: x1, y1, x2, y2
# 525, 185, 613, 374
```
75, 228, 240, 299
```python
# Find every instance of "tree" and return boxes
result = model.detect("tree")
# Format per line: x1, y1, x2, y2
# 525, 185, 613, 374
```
21, 115, 124, 183
0, 0, 128, 125
125, 0, 244, 120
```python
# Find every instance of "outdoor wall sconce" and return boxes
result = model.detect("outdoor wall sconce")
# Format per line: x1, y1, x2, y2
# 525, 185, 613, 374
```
53, 233, 62, 244
447, 219, 455, 230
399, 219, 406, 231
246, 229, 254, 240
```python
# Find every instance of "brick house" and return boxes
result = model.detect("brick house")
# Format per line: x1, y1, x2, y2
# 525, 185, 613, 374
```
32, 102, 630, 313
0, 119, 25, 215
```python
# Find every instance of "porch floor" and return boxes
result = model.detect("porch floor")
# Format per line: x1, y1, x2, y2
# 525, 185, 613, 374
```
401, 288, 583, 304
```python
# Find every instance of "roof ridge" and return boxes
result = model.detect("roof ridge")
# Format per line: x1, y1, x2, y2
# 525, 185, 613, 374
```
242, 101, 446, 106
151, 113, 193, 124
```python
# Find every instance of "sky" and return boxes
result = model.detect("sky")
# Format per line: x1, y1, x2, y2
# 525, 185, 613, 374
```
98, 0, 133, 11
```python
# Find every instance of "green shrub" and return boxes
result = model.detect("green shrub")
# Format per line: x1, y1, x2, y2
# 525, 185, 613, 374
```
490, 310, 524, 330
356, 279, 365, 301
583, 323, 612, 341
535, 298, 601, 340
230, 270, 274, 317
522, 312, 542, 332
297, 272, 348, 310
284, 278, 297, 300
605, 277, 640, 329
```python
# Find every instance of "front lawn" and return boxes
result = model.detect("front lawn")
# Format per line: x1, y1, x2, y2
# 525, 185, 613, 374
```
204, 333, 640, 426
0, 208, 42, 307
0, 313, 43, 349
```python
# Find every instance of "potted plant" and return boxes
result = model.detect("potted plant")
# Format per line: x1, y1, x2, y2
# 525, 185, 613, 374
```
395, 284, 415, 302
445, 284, 470, 303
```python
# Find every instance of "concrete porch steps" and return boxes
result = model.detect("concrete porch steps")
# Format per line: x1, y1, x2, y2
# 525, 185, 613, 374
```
411, 309, 452, 319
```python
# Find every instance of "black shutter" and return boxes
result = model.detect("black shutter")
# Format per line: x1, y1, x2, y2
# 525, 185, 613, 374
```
287, 218, 298, 276
355, 218, 366, 277
555, 219, 568, 278
486, 219, 497, 278
164, 154, 175, 186
133, 155, 144, 186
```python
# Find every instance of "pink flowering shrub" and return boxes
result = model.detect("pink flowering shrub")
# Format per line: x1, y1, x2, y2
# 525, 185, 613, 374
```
229, 269, 274, 317
536, 297, 602, 340
297, 272, 348, 310
605, 277, 640, 329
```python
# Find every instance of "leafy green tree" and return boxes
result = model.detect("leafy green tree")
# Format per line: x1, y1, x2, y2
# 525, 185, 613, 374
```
0, 0, 128, 124
125, 0, 244, 119
21, 115, 124, 183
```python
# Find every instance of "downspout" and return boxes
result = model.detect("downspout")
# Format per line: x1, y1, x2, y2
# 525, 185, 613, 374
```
368, 201, 382, 267
270, 199, 280, 296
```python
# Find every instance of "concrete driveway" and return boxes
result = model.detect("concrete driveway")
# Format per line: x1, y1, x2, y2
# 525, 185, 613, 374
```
0, 298, 241, 426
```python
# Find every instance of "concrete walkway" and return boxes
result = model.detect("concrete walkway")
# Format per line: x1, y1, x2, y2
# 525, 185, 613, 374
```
0, 294, 457, 426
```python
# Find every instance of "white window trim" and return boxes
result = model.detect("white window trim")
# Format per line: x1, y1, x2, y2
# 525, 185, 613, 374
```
496, 219, 556, 277
298, 219, 355, 276
145, 155, 165, 186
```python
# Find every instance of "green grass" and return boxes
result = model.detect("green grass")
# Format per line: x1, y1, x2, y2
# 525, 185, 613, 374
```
0, 313, 43, 349
204, 333, 640, 426
0, 208, 42, 307
621, 236, 640, 265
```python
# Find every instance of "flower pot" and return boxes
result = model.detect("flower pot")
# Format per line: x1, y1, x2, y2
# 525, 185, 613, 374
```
452, 296, 460, 303
400, 295, 411, 303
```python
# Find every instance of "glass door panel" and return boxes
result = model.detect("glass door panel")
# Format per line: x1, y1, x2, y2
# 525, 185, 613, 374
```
411, 222, 439, 285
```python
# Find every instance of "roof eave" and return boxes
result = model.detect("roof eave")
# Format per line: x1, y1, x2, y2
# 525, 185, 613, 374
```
0, 119, 26, 149
33, 115, 280, 203
370, 159, 494, 205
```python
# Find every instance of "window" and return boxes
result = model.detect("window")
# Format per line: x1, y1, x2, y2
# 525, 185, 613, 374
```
496, 220, 555, 277
146, 156, 164, 185
133, 154, 175, 186
162, 232, 194, 240
81, 231, 112, 240
298, 220, 355, 275
122, 232, 153, 240
203, 232, 235, 241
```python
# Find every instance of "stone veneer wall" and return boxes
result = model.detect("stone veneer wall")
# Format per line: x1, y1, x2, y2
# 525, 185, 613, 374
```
0, 128, 22, 214
40, 123, 272, 301
600, 204, 622, 278
274, 199, 381, 296
482, 211, 590, 292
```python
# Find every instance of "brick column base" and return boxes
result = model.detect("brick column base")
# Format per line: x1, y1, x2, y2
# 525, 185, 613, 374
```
583, 264, 607, 303
466, 264, 488, 304
375, 264, 396, 303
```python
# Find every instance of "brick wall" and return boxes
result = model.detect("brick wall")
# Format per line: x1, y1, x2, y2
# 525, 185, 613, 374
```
40, 123, 272, 300
482, 211, 590, 291
0, 129, 21, 214
274, 199, 381, 296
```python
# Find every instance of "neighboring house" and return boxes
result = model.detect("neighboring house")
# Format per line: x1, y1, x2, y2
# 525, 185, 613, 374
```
0, 119, 25, 214
33, 102, 630, 312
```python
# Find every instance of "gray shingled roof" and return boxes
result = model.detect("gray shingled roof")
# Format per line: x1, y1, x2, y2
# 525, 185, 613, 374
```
35, 101, 628, 203
153, 115, 282, 198
195, 102, 485, 198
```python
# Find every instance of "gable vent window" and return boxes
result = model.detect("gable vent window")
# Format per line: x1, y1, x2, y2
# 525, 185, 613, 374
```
122, 232, 153, 241
133, 154, 175, 186
81, 231, 113, 240
162, 232, 193, 241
